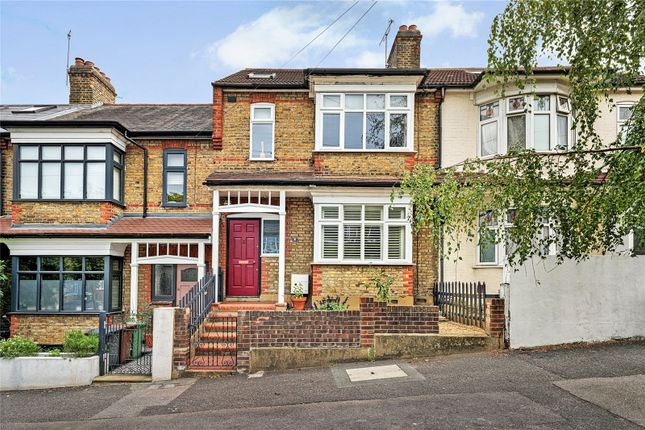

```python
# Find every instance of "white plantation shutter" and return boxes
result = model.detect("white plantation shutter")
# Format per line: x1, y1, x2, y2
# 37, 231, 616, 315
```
364, 225, 382, 260
388, 206, 405, 220
343, 225, 361, 259
322, 206, 339, 220
388, 225, 405, 259
364, 206, 383, 221
343, 206, 362, 221
322, 225, 339, 259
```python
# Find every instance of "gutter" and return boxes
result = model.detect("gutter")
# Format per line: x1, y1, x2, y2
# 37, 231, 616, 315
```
123, 131, 148, 218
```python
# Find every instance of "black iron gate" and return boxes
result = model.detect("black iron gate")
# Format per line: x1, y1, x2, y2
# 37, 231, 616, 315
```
98, 313, 153, 375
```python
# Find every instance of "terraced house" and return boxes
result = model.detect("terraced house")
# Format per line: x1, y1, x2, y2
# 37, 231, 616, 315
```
0, 25, 454, 345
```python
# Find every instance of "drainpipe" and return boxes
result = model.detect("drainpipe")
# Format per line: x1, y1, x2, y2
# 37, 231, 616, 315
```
438, 88, 445, 292
123, 131, 148, 218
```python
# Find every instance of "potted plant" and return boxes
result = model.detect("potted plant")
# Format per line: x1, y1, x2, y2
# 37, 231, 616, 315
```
290, 283, 307, 311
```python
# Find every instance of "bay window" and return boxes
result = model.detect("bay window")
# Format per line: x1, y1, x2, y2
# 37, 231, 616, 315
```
13, 256, 122, 313
478, 94, 573, 157
317, 92, 413, 151
315, 203, 411, 263
14, 144, 124, 203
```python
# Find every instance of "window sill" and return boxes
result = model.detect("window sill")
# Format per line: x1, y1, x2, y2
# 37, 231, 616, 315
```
261, 253, 279, 258
312, 261, 414, 266
249, 158, 275, 162
472, 264, 503, 269
9, 311, 123, 316
161, 204, 188, 208
150, 300, 174, 305
13, 199, 125, 208
313, 149, 415, 154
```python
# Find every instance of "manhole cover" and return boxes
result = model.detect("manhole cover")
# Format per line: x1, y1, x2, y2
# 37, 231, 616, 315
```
345, 364, 407, 382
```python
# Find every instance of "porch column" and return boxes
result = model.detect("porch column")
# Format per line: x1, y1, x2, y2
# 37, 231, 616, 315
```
212, 190, 220, 303
197, 242, 206, 281
278, 190, 286, 305
129, 241, 139, 318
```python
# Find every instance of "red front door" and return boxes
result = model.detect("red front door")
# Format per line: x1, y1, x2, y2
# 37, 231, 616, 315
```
227, 219, 260, 297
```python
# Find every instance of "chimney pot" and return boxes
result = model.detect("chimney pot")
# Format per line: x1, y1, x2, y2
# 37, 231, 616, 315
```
408, 24, 417, 30
74, 57, 84, 65
399, 25, 408, 31
84, 61, 94, 67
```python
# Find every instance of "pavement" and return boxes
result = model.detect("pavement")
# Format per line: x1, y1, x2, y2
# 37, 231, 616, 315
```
1, 342, 644, 429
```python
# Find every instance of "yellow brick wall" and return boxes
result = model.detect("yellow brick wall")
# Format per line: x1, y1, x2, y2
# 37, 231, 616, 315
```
11, 201, 123, 224
10, 314, 99, 345
312, 264, 415, 309
1, 143, 13, 216
124, 139, 213, 215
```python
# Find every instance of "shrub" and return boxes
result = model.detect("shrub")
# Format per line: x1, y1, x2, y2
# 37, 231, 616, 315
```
313, 295, 349, 310
48, 348, 62, 357
63, 330, 98, 357
0, 336, 41, 359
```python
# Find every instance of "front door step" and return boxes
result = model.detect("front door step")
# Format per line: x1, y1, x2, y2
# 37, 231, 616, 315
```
213, 302, 277, 312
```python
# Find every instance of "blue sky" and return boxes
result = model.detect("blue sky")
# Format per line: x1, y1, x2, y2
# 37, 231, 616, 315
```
0, 1, 508, 104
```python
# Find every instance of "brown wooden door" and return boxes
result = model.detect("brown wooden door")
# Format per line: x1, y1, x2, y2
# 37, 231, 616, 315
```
227, 219, 260, 297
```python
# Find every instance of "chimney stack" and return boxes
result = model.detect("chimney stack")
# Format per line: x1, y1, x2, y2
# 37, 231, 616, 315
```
387, 24, 422, 69
68, 57, 116, 104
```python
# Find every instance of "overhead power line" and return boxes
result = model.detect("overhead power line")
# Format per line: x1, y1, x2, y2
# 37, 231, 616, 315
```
315, 0, 379, 68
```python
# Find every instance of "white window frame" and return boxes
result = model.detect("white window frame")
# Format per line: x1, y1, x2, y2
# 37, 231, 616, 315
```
249, 103, 275, 161
616, 102, 635, 140
313, 200, 412, 264
261, 218, 280, 256
476, 210, 557, 267
477, 94, 574, 157
478, 101, 500, 158
315, 91, 415, 152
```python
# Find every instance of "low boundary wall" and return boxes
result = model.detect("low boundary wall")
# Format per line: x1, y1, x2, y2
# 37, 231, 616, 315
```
236, 298, 439, 371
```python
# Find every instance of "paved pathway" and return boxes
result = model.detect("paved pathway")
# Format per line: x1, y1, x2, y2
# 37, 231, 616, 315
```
1, 342, 643, 429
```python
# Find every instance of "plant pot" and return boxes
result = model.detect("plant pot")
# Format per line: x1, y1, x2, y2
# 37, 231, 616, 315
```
291, 297, 307, 311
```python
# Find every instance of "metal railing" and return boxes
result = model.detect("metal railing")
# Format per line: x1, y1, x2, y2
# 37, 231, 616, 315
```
433, 281, 486, 328
178, 271, 217, 331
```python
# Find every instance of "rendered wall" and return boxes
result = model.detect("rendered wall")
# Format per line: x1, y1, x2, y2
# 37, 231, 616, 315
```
506, 255, 645, 348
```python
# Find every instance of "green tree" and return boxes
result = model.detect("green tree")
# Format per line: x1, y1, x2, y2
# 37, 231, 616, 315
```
401, 0, 644, 266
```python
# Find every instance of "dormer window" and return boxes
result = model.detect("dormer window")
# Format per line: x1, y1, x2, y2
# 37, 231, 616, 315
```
14, 144, 124, 204
478, 94, 573, 157
315, 92, 414, 151
250, 103, 275, 160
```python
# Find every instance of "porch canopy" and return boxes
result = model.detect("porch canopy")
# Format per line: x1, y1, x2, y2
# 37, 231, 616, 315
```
0, 216, 212, 316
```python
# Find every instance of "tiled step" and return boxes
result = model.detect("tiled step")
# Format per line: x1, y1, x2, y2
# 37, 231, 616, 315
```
195, 342, 237, 353
199, 331, 237, 341
204, 321, 237, 331
207, 311, 238, 319
213, 302, 277, 312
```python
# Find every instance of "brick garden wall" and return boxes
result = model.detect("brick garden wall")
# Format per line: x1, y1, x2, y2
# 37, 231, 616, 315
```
235, 298, 439, 370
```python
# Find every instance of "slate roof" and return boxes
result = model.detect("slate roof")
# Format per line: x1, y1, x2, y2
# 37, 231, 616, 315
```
205, 171, 402, 187
55, 104, 212, 135
0, 216, 212, 238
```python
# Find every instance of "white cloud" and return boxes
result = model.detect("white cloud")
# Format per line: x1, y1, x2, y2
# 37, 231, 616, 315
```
415, 1, 485, 39
203, 5, 366, 70
346, 50, 386, 68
